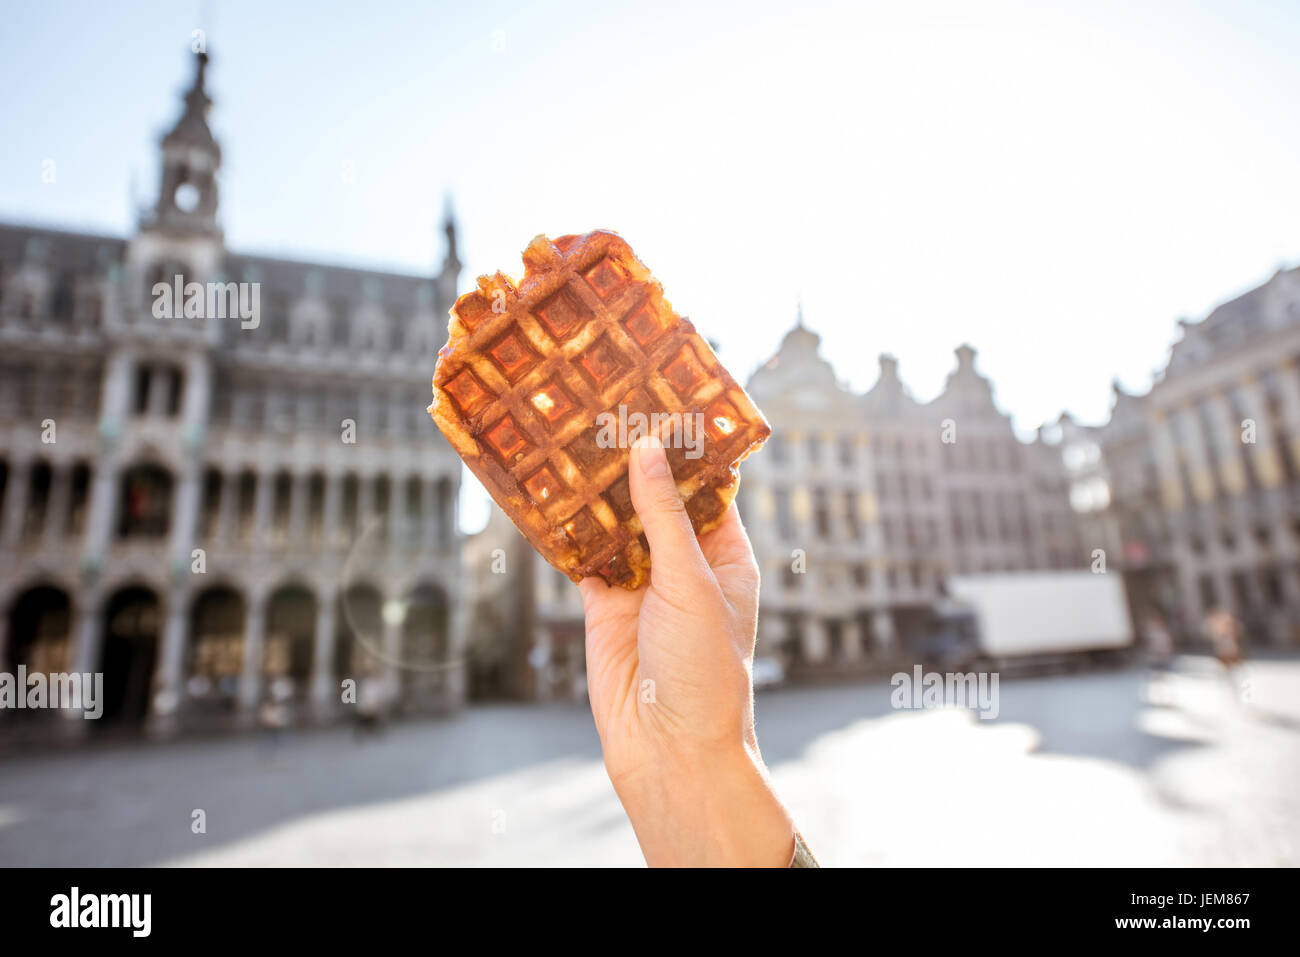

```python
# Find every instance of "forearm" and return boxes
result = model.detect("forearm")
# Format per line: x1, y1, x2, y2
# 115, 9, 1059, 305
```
611, 746, 796, 867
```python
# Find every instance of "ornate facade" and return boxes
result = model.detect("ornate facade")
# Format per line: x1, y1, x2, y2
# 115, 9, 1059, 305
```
1094, 265, 1300, 646
469, 309, 1089, 694
743, 317, 1085, 674
0, 52, 467, 737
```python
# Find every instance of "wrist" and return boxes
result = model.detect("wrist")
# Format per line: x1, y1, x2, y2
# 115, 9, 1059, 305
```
611, 745, 796, 867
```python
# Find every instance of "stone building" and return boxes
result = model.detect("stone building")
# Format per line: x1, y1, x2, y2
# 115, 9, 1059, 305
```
467, 309, 1089, 693
1096, 264, 1300, 647
0, 52, 467, 737
744, 317, 1085, 675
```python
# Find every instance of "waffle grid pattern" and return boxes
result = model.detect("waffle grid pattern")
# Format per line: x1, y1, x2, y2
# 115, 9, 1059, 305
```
430, 230, 769, 588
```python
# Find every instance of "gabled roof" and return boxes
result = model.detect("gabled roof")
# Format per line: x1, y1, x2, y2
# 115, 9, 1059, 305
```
1164, 263, 1300, 378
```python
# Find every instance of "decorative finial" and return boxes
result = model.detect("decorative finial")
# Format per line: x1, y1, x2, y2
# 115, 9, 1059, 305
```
440, 195, 460, 275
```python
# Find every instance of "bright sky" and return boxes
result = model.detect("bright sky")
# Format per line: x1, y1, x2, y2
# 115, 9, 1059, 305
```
3, 1, 1298, 465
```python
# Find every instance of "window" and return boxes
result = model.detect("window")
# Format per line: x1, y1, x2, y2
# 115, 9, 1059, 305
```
271, 472, 292, 544
201, 469, 222, 538
1198, 575, 1216, 609
774, 488, 794, 541
340, 475, 360, 542
165, 366, 183, 416
23, 463, 52, 540
132, 366, 150, 415
236, 471, 257, 541
844, 491, 862, 540
117, 465, 173, 539
68, 464, 92, 536
813, 488, 831, 539
839, 436, 854, 466
374, 476, 391, 543
308, 473, 327, 542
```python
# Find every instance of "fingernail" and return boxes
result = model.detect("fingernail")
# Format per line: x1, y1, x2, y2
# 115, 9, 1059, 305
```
633, 434, 668, 478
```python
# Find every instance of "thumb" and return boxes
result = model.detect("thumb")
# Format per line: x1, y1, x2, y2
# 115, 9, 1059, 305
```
629, 434, 712, 597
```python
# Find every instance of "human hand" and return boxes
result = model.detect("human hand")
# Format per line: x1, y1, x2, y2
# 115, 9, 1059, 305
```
579, 434, 795, 867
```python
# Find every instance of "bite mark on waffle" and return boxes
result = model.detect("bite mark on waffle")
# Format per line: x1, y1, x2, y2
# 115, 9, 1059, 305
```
429, 230, 770, 589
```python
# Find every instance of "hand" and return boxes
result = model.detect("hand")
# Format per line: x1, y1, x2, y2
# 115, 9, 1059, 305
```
580, 434, 795, 867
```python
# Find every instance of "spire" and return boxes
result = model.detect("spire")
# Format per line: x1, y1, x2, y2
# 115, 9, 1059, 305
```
163, 50, 219, 155
440, 196, 461, 276
795, 296, 804, 328
436, 196, 462, 311
146, 47, 222, 235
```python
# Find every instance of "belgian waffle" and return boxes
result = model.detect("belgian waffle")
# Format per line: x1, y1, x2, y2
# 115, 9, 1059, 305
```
429, 230, 770, 589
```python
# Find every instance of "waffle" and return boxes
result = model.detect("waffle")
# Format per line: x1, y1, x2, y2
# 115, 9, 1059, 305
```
429, 230, 770, 589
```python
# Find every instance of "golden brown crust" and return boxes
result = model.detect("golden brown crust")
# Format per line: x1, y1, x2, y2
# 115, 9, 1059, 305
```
429, 230, 770, 589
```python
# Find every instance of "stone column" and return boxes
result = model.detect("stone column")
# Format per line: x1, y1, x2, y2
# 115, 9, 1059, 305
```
288, 471, 310, 545
532, 624, 553, 700
311, 589, 337, 720
323, 471, 343, 549
422, 477, 438, 552
382, 607, 403, 709
68, 587, 103, 677
42, 463, 73, 546
150, 581, 191, 737
872, 608, 897, 657
83, 351, 133, 569
1176, 403, 1215, 505
388, 473, 407, 555
1271, 360, 1300, 472
58, 590, 102, 740
238, 589, 268, 717
168, 468, 204, 577
253, 469, 274, 548
802, 616, 829, 665
1149, 410, 1185, 513
1236, 376, 1282, 490
1202, 390, 1244, 496
216, 470, 239, 542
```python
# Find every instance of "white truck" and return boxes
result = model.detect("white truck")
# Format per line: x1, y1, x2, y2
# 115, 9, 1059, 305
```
921, 571, 1134, 673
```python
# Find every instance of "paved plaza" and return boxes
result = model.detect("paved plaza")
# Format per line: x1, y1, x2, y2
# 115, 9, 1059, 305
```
0, 655, 1296, 867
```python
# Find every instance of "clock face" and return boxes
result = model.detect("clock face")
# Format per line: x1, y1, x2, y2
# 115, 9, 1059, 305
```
174, 182, 201, 212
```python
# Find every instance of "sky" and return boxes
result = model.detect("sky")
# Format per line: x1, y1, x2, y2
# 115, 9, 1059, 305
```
3, 0, 1299, 528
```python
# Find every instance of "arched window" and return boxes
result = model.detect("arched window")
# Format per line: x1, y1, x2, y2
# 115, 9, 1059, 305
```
265, 585, 317, 700
116, 464, 173, 538
6, 585, 72, 675
188, 586, 245, 706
